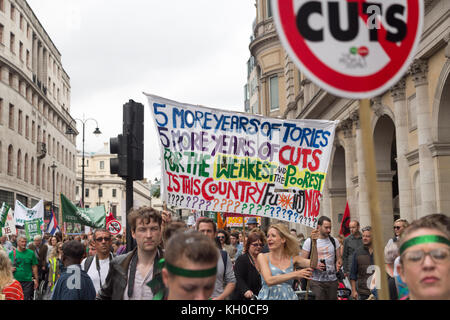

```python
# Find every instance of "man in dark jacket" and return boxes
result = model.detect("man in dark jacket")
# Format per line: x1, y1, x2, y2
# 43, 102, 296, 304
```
28, 235, 49, 284
97, 206, 164, 300
52, 240, 96, 300
350, 226, 374, 300
343, 220, 363, 277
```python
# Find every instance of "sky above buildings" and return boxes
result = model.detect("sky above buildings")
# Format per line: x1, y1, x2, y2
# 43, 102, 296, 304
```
27, 0, 256, 181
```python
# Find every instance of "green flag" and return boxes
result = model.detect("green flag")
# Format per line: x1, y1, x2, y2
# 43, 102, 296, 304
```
0, 202, 10, 229
60, 193, 106, 228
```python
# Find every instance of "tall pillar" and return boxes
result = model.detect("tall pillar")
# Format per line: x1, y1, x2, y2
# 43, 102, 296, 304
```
340, 118, 358, 221
352, 110, 371, 228
390, 78, 414, 222
410, 59, 437, 217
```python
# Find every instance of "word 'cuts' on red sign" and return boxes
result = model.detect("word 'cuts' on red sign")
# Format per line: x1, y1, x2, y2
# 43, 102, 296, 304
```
271, 0, 424, 99
106, 219, 122, 235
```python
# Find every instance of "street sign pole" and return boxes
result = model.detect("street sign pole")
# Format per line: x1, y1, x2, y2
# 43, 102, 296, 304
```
359, 99, 389, 300
272, 0, 424, 300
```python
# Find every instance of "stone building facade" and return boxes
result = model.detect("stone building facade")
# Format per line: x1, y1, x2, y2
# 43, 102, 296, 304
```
0, 0, 76, 224
247, 0, 450, 242
75, 142, 152, 229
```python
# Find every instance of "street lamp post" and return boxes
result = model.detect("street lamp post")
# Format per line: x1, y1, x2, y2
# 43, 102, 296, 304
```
66, 116, 101, 208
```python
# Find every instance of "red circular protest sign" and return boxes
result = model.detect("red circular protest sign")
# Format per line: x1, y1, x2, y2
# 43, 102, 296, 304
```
272, 0, 424, 99
106, 219, 122, 235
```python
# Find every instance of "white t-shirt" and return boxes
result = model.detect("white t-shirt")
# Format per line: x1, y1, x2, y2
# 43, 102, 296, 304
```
302, 237, 340, 282
81, 256, 111, 293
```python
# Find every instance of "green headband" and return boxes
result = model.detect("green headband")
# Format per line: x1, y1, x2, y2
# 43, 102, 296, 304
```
160, 258, 217, 278
399, 235, 450, 255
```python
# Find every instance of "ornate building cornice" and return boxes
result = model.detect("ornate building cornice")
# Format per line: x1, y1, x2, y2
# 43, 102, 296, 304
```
350, 110, 360, 129
409, 59, 429, 86
390, 78, 407, 102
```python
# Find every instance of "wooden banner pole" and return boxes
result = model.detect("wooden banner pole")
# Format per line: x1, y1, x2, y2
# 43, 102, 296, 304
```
359, 99, 389, 300
242, 217, 246, 252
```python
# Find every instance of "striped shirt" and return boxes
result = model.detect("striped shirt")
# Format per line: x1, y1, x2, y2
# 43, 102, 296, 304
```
2, 280, 24, 300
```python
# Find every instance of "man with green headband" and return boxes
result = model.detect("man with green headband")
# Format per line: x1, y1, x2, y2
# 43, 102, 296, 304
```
161, 231, 219, 300
398, 214, 450, 300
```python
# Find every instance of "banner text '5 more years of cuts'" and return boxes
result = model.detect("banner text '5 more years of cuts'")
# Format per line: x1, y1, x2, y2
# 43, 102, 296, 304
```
152, 102, 336, 226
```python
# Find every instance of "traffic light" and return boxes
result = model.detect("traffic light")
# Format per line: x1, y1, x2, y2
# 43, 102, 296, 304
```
110, 134, 128, 177
109, 100, 144, 180
123, 100, 144, 181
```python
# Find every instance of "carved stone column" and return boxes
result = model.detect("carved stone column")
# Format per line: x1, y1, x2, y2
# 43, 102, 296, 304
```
340, 118, 358, 221
352, 110, 371, 228
410, 59, 437, 217
389, 78, 414, 221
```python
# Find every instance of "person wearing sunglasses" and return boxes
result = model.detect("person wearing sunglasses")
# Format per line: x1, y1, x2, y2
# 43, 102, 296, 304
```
398, 214, 450, 300
231, 230, 266, 300
217, 229, 237, 264
81, 229, 113, 294
386, 218, 410, 250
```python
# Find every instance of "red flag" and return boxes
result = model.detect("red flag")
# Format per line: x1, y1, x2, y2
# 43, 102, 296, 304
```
339, 202, 351, 237
106, 211, 115, 225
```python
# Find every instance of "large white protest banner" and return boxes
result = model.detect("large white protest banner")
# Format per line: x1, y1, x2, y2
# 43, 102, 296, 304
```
145, 93, 337, 228
14, 200, 44, 227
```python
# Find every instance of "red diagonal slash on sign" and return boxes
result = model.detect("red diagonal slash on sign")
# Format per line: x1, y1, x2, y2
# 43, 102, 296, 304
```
350, 0, 409, 61
110, 222, 120, 232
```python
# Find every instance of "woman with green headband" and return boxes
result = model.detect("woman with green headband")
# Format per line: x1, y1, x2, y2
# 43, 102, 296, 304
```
398, 214, 450, 300
161, 231, 219, 300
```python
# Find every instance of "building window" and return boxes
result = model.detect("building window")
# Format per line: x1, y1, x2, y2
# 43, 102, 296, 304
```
112, 189, 117, 198
8, 104, 14, 129
269, 76, 279, 110
112, 205, 117, 217
17, 150, 22, 179
20, 14, 24, 30
19, 41, 23, 61
9, 32, 14, 53
18, 110, 22, 134
76, 186, 79, 195
0, 24, 4, 44
26, 49, 30, 67
0, 0, 4, 12
25, 115, 29, 139
98, 189, 103, 198
32, 120, 35, 143
24, 154, 28, 182
10, 4, 15, 20
85, 188, 89, 198
7, 145, 13, 176
266, 0, 272, 18
100, 161, 105, 170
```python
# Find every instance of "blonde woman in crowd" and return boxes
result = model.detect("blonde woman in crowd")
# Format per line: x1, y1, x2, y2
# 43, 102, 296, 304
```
257, 223, 319, 300
0, 250, 24, 300
48, 242, 64, 292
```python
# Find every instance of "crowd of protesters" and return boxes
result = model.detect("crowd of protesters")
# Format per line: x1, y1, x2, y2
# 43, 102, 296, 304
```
0, 207, 448, 300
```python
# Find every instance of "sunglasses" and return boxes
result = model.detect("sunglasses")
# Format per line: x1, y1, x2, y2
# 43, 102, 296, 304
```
394, 226, 402, 230
95, 237, 111, 242
217, 236, 225, 239
251, 243, 264, 247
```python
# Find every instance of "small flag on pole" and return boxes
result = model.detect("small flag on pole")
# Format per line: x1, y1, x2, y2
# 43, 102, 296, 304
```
339, 202, 351, 237
46, 209, 61, 235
